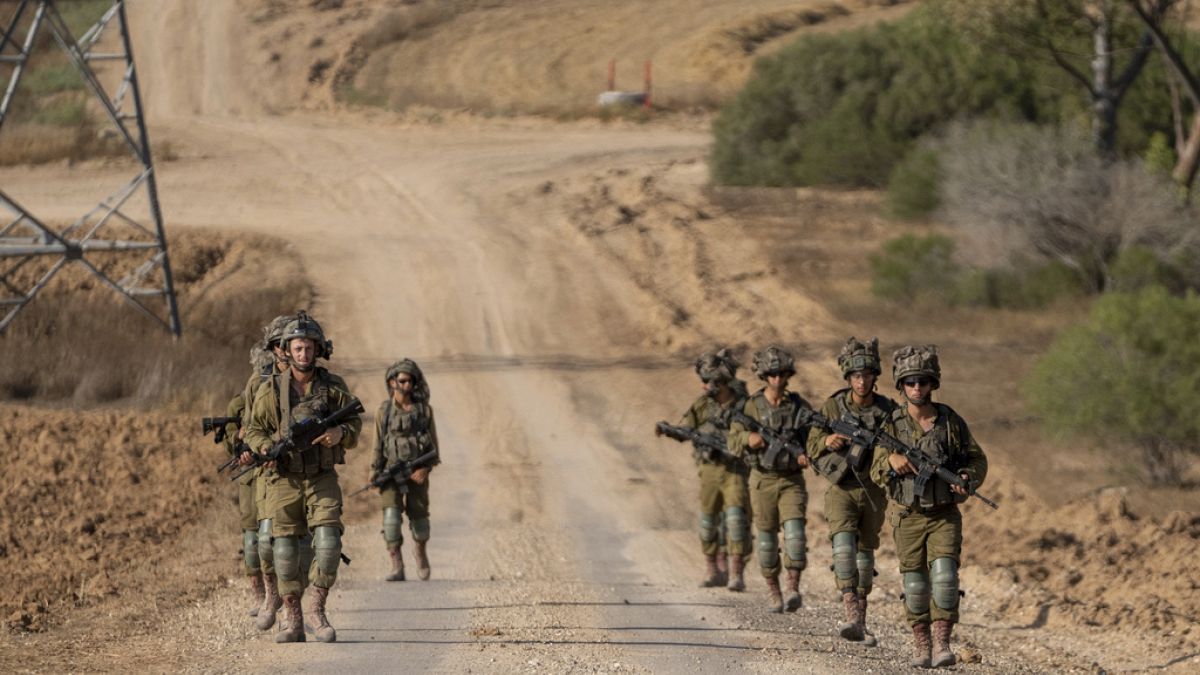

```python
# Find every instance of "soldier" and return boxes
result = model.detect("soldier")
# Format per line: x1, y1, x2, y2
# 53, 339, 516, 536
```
245, 311, 362, 644
807, 337, 897, 646
727, 345, 813, 613
871, 345, 988, 668
371, 359, 440, 582
655, 348, 751, 592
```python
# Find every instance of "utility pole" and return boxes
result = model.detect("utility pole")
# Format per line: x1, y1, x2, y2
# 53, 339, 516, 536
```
0, 0, 182, 336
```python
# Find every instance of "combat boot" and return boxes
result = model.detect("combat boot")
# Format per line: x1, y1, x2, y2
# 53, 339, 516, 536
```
911, 622, 932, 668
726, 555, 746, 592
783, 568, 802, 612
248, 572, 265, 617
414, 540, 431, 580
699, 555, 722, 588
274, 593, 305, 643
931, 619, 956, 667
255, 573, 282, 630
715, 553, 729, 587
837, 590, 864, 641
385, 546, 405, 582
764, 575, 784, 613
858, 595, 877, 647
309, 586, 337, 643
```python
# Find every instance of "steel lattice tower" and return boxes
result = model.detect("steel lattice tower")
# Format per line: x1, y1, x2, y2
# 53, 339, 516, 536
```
0, 0, 181, 335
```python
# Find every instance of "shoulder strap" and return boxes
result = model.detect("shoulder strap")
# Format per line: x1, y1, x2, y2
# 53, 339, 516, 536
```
276, 370, 291, 441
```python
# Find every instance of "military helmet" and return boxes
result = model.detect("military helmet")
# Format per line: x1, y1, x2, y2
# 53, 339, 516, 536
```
280, 311, 333, 359
694, 348, 739, 384
837, 336, 882, 378
385, 358, 430, 401
892, 344, 940, 390
752, 345, 796, 380
249, 344, 274, 371
262, 314, 293, 350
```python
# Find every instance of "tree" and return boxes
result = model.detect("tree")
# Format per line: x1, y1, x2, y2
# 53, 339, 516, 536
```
944, 0, 1162, 159
1025, 286, 1200, 486
1126, 0, 1200, 192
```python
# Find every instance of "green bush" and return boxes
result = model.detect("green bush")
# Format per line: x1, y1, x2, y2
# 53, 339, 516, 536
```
870, 234, 960, 302
22, 62, 84, 96
711, 6, 1184, 188
1025, 285, 1200, 485
31, 98, 87, 126
887, 147, 942, 219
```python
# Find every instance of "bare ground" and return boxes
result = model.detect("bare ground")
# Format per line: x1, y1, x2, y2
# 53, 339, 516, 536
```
1, 0, 1198, 673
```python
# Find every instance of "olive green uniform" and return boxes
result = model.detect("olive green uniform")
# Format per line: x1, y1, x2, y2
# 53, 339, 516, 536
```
222, 391, 259, 577
728, 389, 813, 577
677, 380, 751, 558
870, 403, 987, 625
371, 398, 441, 548
807, 389, 896, 596
245, 367, 361, 597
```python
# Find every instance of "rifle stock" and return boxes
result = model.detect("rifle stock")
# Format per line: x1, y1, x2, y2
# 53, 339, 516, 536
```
655, 421, 736, 463
350, 449, 439, 497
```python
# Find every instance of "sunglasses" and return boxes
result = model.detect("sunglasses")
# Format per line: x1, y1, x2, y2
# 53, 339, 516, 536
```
764, 371, 790, 378
394, 378, 413, 385
902, 377, 932, 388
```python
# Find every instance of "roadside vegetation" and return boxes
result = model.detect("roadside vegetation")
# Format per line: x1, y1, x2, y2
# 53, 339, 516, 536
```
713, 1, 1200, 485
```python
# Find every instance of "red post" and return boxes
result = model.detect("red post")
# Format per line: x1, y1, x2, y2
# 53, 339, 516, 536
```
643, 60, 652, 110
607, 59, 616, 91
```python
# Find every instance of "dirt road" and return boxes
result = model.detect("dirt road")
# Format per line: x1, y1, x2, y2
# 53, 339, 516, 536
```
3, 1, 1197, 672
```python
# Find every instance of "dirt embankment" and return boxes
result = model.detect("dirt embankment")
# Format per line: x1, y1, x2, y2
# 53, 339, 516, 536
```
0, 230, 313, 638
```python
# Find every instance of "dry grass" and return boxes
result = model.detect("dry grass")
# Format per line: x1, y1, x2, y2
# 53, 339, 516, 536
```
0, 229, 313, 414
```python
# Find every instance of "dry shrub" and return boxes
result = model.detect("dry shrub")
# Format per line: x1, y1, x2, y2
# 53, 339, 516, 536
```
0, 121, 125, 166
938, 121, 1200, 291
0, 229, 313, 413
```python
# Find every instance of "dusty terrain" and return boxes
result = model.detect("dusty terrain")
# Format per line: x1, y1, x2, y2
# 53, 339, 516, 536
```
1, 0, 1198, 673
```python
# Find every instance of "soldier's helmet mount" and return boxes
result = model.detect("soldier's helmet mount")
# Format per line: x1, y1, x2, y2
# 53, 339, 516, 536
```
262, 314, 293, 351
695, 348, 739, 384
892, 344, 940, 390
281, 311, 333, 359
752, 345, 796, 380
838, 336, 882, 378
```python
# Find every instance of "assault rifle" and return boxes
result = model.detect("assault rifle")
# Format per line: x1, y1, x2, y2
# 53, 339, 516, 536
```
205, 416, 249, 473
229, 399, 365, 481
655, 421, 738, 463
348, 449, 439, 498
727, 410, 810, 469
797, 409, 999, 510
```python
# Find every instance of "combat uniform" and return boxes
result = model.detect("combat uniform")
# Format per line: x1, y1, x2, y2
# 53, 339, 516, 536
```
728, 381, 813, 612
241, 357, 357, 638
808, 388, 896, 644
372, 394, 440, 580
871, 344, 988, 668
678, 378, 751, 588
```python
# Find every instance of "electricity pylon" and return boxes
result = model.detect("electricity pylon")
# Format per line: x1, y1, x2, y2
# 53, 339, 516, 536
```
0, 0, 181, 336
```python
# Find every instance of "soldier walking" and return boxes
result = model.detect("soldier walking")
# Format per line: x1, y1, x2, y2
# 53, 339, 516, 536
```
245, 312, 362, 643
871, 345, 988, 668
728, 346, 813, 613
655, 349, 751, 592
807, 337, 896, 646
371, 359, 440, 582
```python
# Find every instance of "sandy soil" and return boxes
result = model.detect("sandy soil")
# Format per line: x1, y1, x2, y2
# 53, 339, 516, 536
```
1, 0, 1198, 673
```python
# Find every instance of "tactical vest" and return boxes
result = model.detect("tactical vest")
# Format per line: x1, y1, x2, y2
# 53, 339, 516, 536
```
888, 403, 969, 509
275, 369, 345, 475
815, 389, 897, 486
748, 391, 808, 474
689, 393, 747, 470
380, 400, 437, 466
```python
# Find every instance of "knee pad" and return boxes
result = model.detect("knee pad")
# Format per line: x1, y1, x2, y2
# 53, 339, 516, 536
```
383, 507, 403, 546
410, 517, 431, 542
783, 519, 806, 569
273, 535, 300, 581
903, 570, 931, 616
930, 557, 960, 612
756, 530, 780, 569
724, 507, 748, 543
716, 514, 728, 545
242, 529, 261, 570
698, 512, 719, 545
312, 526, 342, 576
299, 534, 315, 578
257, 519, 274, 566
830, 531, 857, 582
856, 549, 876, 594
